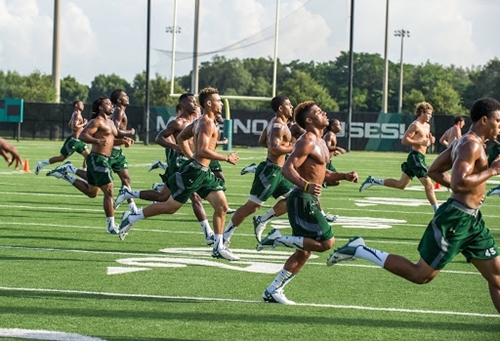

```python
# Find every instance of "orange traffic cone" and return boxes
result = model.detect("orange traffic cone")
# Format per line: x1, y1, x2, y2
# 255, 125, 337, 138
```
23, 159, 30, 172
434, 181, 441, 190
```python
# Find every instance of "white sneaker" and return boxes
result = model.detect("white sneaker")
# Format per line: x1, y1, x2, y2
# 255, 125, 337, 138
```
359, 176, 376, 192
151, 182, 165, 192
34, 161, 43, 175
114, 186, 134, 209
46, 165, 68, 179
118, 212, 137, 241
256, 229, 282, 251
148, 160, 167, 172
487, 185, 500, 196
107, 223, 118, 235
226, 207, 236, 214
212, 246, 240, 261
253, 215, 267, 242
324, 213, 339, 222
205, 234, 215, 246
262, 289, 296, 305
240, 163, 257, 175
326, 236, 365, 266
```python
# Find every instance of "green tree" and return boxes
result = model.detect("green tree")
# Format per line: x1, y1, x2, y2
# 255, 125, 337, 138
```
131, 71, 185, 106
464, 58, 500, 108
88, 74, 132, 103
11, 71, 56, 103
429, 80, 467, 115
282, 70, 338, 111
403, 89, 426, 113
60, 76, 89, 104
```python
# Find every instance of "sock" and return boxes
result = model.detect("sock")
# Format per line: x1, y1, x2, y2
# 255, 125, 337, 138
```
129, 201, 138, 214
321, 210, 326, 216
66, 164, 78, 174
259, 208, 276, 223
129, 190, 140, 198
354, 246, 389, 267
267, 269, 295, 293
129, 209, 145, 223
200, 220, 214, 238
106, 216, 115, 227
373, 178, 384, 185
214, 234, 223, 249
432, 203, 439, 212
40, 160, 50, 167
223, 220, 237, 241
274, 236, 304, 250
64, 174, 77, 184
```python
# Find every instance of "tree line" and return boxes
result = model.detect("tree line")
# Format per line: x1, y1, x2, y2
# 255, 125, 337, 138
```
1, 52, 499, 115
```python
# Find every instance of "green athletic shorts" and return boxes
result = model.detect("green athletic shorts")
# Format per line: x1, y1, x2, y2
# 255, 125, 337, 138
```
326, 159, 337, 172
210, 160, 222, 172
109, 147, 128, 173
401, 150, 428, 179
418, 198, 499, 270
85, 153, 113, 187
60, 136, 88, 158
286, 189, 334, 241
167, 159, 225, 203
161, 153, 189, 183
249, 159, 293, 205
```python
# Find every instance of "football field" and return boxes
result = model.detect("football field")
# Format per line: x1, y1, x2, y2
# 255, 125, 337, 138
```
1, 140, 499, 341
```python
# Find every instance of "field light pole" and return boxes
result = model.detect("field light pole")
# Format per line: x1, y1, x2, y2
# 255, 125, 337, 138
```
394, 29, 409, 113
166, 25, 181, 87
381, 0, 389, 113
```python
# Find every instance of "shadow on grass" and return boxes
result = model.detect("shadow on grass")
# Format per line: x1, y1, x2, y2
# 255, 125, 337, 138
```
0, 290, 498, 333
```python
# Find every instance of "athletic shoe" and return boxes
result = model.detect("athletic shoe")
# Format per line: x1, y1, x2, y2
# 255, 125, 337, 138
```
253, 215, 267, 242
118, 212, 138, 241
211, 246, 240, 261
487, 185, 500, 196
151, 182, 164, 192
226, 207, 236, 214
324, 213, 339, 222
256, 228, 282, 251
240, 163, 257, 175
205, 234, 215, 246
359, 175, 375, 192
114, 186, 134, 209
262, 289, 296, 305
326, 236, 365, 266
46, 165, 68, 179
34, 161, 43, 175
107, 223, 119, 235
148, 160, 166, 172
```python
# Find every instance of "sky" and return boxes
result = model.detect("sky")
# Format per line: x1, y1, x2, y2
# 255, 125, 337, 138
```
0, 0, 499, 87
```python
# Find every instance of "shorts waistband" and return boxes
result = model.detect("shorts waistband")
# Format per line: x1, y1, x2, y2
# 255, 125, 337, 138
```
113, 146, 121, 151
449, 199, 479, 217
90, 152, 109, 159
190, 159, 209, 171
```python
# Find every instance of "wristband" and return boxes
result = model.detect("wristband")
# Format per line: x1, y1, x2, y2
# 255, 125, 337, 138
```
226, 154, 230, 162
304, 181, 310, 192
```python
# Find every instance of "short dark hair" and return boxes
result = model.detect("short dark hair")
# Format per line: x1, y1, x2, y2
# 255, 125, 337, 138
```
110, 89, 123, 105
454, 116, 464, 124
270, 95, 289, 113
73, 100, 81, 107
198, 87, 218, 108
179, 93, 194, 103
91, 95, 109, 116
470, 98, 500, 122
293, 101, 316, 129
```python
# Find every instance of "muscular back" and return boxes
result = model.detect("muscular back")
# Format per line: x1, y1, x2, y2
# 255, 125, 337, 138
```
449, 135, 488, 208
262, 117, 293, 166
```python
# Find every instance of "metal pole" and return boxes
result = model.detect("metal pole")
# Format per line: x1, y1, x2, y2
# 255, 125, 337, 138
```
144, 0, 151, 145
272, 0, 280, 97
398, 32, 404, 113
169, 0, 178, 95
381, 0, 389, 113
191, 0, 200, 95
347, 0, 355, 152
52, 0, 61, 103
